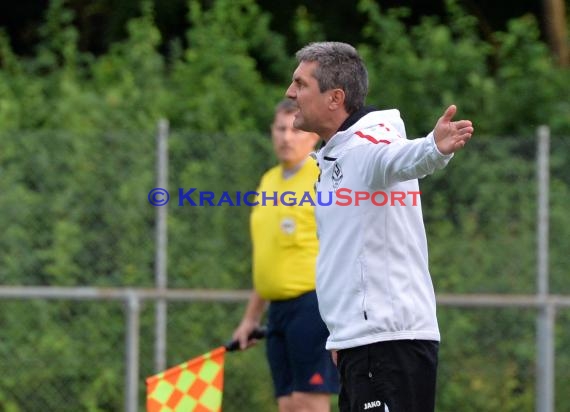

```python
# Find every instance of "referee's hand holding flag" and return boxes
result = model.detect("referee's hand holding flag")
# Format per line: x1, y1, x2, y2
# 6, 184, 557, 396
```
228, 324, 267, 351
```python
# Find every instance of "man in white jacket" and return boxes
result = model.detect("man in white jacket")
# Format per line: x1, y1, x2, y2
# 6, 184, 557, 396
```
285, 42, 474, 412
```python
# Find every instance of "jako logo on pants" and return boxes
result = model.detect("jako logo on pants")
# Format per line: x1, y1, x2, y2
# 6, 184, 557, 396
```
363, 400, 389, 410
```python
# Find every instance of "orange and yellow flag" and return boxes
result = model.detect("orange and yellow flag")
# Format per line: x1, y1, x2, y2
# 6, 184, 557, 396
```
146, 347, 226, 412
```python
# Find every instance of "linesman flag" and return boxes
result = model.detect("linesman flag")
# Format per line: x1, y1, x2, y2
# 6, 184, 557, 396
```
146, 327, 266, 412
146, 347, 225, 412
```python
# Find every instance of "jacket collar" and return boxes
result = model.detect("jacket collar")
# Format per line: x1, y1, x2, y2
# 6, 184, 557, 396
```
319, 105, 377, 151
337, 105, 377, 132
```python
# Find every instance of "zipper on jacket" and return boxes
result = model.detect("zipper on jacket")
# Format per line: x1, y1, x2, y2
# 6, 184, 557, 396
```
360, 258, 368, 320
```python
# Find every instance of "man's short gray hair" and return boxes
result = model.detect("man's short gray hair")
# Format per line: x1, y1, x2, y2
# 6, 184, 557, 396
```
295, 42, 368, 114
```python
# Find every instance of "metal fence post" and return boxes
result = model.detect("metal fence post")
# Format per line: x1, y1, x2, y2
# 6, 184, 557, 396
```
155, 119, 169, 373
125, 291, 141, 412
535, 125, 554, 412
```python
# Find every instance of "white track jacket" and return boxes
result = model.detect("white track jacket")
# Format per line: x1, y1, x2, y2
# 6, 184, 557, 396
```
313, 108, 452, 350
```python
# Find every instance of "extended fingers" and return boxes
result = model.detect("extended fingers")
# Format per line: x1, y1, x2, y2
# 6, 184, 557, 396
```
450, 119, 473, 150
452, 120, 474, 139
454, 129, 473, 148
453, 119, 473, 129
434, 107, 474, 154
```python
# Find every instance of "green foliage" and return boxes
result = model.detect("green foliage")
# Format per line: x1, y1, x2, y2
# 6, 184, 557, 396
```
169, 0, 287, 132
357, 0, 569, 137
0, 0, 568, 135
87, 1, 169, 131
0, 129, 156, 286
438, 308, 535, 412
167, 129, 273, 289
424, 138, 537, 294
358, 0, 494, 136
292, 5, 326, 47
0, 0, 569, 410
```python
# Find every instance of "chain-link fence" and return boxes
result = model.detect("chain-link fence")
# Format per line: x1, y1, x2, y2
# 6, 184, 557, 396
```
0, 126, 569, 411
0, 290, 274, 412
0, 289, 568, 412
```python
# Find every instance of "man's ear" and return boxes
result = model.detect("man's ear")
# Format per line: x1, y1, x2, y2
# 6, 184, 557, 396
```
329, 89, 345, 110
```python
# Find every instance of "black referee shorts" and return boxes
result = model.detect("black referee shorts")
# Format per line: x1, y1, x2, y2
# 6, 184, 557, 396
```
266, 291, 339, 397
337, 339, 439, 412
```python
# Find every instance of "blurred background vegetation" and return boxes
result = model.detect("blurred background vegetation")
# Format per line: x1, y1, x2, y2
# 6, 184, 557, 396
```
0, 0, 569, 411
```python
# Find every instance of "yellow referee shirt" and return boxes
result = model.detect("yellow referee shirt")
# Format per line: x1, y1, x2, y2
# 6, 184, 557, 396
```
250, 159, 319, 301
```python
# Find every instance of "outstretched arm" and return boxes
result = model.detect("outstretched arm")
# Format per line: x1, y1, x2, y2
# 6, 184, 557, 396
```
433, 105, 474, 155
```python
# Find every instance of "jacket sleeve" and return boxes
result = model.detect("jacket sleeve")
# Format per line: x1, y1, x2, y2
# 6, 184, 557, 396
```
355, 125, 453, 190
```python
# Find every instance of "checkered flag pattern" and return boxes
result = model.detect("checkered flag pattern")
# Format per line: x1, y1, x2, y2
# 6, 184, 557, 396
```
146, 347, 226, 411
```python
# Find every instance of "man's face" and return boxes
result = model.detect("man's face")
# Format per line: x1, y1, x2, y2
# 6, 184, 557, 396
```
285, 61, 331, 135
271, 111, 319, 169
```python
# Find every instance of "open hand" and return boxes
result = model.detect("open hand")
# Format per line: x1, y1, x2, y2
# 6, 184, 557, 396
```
433, 105, 474, 155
